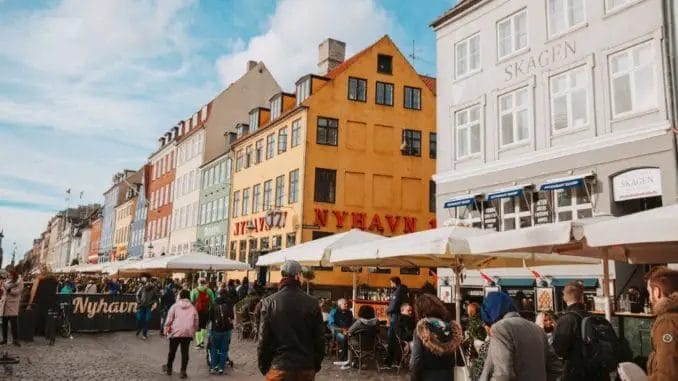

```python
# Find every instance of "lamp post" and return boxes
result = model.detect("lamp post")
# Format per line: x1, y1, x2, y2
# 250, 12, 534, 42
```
147, 242, 154, 258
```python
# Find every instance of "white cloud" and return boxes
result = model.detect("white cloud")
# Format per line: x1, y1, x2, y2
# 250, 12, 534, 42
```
0, 207, 53, 262
215, 0, 394, 89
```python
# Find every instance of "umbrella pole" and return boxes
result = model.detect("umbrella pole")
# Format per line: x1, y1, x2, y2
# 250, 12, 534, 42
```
602, 248, 612, 321
454, 267, 462, 323
352, 270, 357, 314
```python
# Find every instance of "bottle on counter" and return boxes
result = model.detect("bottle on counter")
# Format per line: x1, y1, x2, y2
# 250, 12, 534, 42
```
644, 300, 651, 314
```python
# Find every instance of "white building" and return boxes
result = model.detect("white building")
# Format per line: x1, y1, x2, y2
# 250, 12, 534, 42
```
169, 109, 207, 255
431, 0, 678, 299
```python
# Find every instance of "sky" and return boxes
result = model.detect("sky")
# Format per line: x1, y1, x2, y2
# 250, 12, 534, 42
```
0, 0, 453, 261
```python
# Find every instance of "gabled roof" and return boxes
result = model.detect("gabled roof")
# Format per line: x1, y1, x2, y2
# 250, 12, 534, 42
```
325, 35, 388, 80
419, 75, 436, 95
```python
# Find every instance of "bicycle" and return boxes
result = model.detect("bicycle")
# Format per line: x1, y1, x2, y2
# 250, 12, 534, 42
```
56, 302, 72, 338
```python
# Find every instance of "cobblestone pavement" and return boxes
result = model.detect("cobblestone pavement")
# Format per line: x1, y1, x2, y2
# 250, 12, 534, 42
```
1, 332, 409, 381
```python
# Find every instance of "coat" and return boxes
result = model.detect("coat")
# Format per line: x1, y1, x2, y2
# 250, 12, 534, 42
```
0, 277, 24, 317
409, 317, 463, 381
648, 292, 678, 381
164, 298, 199, 338
386, 284, 409, 319
480, 312, 562, 381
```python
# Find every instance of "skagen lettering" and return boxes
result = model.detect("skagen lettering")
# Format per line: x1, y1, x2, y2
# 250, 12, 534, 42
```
504, 40, 576, 81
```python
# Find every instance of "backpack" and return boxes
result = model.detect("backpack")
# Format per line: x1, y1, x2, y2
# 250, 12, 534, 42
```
569, 311, 620, 372
195, 290, 210, 313
212, 303, 231, 331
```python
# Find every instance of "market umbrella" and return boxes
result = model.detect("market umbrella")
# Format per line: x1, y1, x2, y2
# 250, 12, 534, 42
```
137, 252, 250, 272
256, 229, 385, 267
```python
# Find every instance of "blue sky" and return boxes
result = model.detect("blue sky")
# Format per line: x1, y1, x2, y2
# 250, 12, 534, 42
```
0, 0, 453, 260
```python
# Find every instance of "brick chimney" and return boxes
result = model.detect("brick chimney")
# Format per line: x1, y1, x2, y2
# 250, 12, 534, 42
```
318, 38, 345, 75
247, 60, 258, 72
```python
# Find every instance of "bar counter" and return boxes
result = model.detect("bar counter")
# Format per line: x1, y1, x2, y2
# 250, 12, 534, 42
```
352, 299, 390, 324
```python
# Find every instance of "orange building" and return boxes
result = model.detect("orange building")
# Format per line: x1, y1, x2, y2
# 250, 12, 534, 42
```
228, 36, 437, 296
146, 129, 178, 257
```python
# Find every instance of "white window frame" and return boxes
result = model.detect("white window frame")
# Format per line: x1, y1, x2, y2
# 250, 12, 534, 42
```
605, 0, 640, 13
454, 32, 481, 79
233, 191, 240, 218
553, 184, 594, 222
496, 8, 528, 60
608, 41, 657, 119
498, 86, 531, 148
454, 104, 482, 160
252, 184, 261, 213
547, 0, 586, 38
242, 188, 250, 216
291, 119, 302, 147
270, 96, 282, 120
549, 65, 591, 134
296, 79, 311, 106
500, 196, 533, 231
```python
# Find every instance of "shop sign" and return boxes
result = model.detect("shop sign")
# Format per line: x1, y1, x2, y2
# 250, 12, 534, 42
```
533, 198, 552, 225
313, 208, 419, 234
265, 209, 286, 228
612, 168, 662, 202
232, 211, 288, 236
483, 205, 499, 231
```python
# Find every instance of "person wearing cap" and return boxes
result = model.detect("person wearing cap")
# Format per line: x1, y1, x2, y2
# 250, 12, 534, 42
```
257, 260, 325, 381
479, 291, 562, 380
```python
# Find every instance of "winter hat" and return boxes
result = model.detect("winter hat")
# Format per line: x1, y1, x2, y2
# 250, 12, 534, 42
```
481, 291, 516, 326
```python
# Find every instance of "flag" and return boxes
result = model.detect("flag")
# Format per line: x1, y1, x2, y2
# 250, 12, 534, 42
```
529, 269, 543, 280
428, 268, 438, 283
479, 270, 494, 284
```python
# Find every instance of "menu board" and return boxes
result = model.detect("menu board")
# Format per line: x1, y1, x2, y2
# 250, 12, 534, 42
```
536, 287, 555, 312
533, 196, 552, 225
483, 205, 499, 231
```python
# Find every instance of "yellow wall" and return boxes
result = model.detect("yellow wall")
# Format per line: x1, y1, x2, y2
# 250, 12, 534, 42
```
298, 36, 437, 288
114, 198, 136, 260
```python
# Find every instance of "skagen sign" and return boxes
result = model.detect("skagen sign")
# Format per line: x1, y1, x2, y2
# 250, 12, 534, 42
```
613, 168, 662, 202
504, 40, 576, 81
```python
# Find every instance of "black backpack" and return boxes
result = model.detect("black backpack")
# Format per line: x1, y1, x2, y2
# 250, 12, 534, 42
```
569, 311, 620, 372
212, 303, 231, 331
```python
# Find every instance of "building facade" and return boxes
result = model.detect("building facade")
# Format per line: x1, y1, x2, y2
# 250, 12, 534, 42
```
88, 216, 102, 264
128, 165, 149, 259
145, 129, 177, 257
100, 185, 118, 262
431, 0, 678, 289
228, 36, 438, 292
197, 61, 280, 257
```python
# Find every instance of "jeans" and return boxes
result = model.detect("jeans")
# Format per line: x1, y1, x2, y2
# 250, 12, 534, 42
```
387, 315, 398, 362
1, 316, 18, 342
209, 329, 232, 370
167, 337, 191, 372
334, 331, 348, 361
136, 306, 152, 337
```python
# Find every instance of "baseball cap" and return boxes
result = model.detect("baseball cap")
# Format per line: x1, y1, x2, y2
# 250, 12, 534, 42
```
281, 260, 302, 277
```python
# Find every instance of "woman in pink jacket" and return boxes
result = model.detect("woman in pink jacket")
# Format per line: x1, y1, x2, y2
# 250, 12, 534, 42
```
162, 289, 198, 379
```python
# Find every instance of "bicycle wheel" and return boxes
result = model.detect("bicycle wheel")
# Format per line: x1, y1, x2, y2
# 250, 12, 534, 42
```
60, 317, 72, 338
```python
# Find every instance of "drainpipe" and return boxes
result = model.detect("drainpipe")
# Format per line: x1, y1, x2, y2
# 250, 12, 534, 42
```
662, 0, 678, 170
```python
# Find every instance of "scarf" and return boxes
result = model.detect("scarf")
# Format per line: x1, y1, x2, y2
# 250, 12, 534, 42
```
278, 276, 300, 289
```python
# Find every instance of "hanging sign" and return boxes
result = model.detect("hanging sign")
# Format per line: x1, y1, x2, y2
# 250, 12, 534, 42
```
533, 196, 552, 225
612, 168, 662, 202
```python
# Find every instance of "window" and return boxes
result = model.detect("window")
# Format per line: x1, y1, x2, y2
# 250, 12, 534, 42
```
272, 235, 282, 250
286, 233, 296, 248
404, 86, 422, 110
606, 0, 634, 12
252, 184, 261, 213
275, 175, 285, 207
278, 128, 288, 153
245, 146, 253, 168
270, 96, 282, 120
547, 0, 585, 37
255, 140, 263, 164
555, 183, 593, 221
455, 33, 480, 78
249, 111, 259, 133
263, 180, 273, 211
296, 78, 311, 106
376, 82, 394, 106
499, 87, 530, 147
401, 129, 421, 156
314, 168, 336, 203
501, 196, 532, 231
429, 133, 437, 159
201, 204, 206, 225
236, 150, 244, 172
550, 66, 590, 132
316, 117, 338, 146
377, 54, 393, 74
348, 77, 367, 102
232, 191, 240, 218
429, 180, 436, 213
455, 105, 481, 159
288, 169, 299, 204
456, 203, 483, 228
242, 188, 250, 216
291, 119, 302, 147
216, 198, 224, 221
609, 42, 657, 117
497, 9, 527, 59
207, 200, 213, 223
266, 134, 275, 159
217, 164, 223, 185
238, 240, 247, 263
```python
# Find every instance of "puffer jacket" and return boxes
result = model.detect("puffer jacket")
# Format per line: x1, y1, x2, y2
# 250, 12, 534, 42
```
648, 292, 678, 381
0, 278, 23, 317
257, 280, 325, 375
164, 298, 199, 338
409, 317, 463, 381
136, 284, 159, 308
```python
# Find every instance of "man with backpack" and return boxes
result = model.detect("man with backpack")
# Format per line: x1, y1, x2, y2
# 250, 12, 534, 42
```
553, 281, 619, 381
190, 278, 215, 349
208, 288, 235, 375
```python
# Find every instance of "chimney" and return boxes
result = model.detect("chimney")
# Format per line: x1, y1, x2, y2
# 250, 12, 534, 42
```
318, 38, 346, 75
247, 60, 258, 72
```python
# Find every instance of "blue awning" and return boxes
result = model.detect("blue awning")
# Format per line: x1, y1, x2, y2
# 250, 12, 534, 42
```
443, 194, 481, 209
551, 278, 599, 288
486, 184, 532, 201
539, 173, 594, 191
497, 278, 535, 287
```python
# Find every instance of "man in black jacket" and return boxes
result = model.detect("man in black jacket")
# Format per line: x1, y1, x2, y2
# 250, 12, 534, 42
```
553, 281, 607, 381
386, 276, 408, 364
209, 288, 235, 375
257, 260, 325, 380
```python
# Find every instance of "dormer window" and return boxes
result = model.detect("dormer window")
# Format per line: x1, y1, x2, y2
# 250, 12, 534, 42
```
236, 123, 250, 138
377, 54, 393, 74
201, 105, 208, 122
270, 96, 282, 120
192, 112, 199, 128
296, 78, 311, 106
249, 111, 260, 133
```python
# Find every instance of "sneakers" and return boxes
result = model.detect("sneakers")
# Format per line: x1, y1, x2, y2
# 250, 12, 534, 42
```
333, 360, 349, 366
209, 368, 217, 375
218, 368, 224, 375
141, 336, 147, 340
226, 360, 234, 368
162, 364, 172, 375
340, 363, 352, 370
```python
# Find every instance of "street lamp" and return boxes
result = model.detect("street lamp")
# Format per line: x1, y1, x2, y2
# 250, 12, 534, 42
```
147, 242, 154, 257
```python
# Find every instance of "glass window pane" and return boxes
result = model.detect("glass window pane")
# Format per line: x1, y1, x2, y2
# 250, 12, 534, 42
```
558, 211, 573, 221
571, 89, 587, 127
502, 198, 515, 213
557, 189, 573, 207
500, 95, 512, 111
469, 36, 480, 70
457, 110, 468, 125
457, 128, 468, 158
634, 66, 655, 110
470, 106, 480, 122
613, 75, 633, 114
470, 124, 481, 154
498, 20, 511, 57
515, 89, 527, 106
576, 186, 591, 204
456, 43, 467, 76
553, 95, 569, 130
611, 53, 631, 74
577, 209, 593, 219
515, 11, 528, 50
569, 0, 585, 26
503, 218, 516, 231
517, 109, 529, 141
634, 43, 653, 66
501, 114, 514, 145
519, 216, 533, 228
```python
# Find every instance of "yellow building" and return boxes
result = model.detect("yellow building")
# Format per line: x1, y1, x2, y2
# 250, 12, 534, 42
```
228, 36, 437, 297
114, 197, 136, 261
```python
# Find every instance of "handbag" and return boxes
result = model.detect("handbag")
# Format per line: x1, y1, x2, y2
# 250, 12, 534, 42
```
454, 348, 471, 381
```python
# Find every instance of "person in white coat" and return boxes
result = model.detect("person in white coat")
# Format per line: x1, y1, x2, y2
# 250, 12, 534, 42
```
0, 271, 24, 346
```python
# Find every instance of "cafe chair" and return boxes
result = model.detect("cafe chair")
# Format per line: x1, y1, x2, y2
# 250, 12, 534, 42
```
348, 329, 379, 372
392, 335, 411, 374
617, 362, 647, 381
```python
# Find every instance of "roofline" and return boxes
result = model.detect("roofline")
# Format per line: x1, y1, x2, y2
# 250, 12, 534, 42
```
294, 74, 329, 86
231, 106, 308, 149
430, 0, 483, 29
268, 91, 295, 102
199, 151, 231, 169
